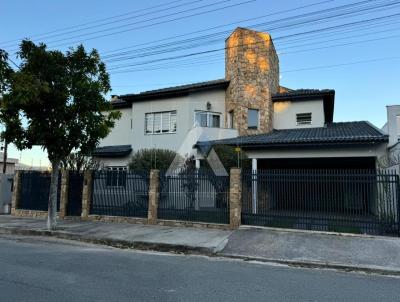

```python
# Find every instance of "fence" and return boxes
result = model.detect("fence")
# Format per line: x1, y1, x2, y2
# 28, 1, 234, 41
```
242, 169, 400, 236
19, 171, 61, 211
67, 171, 84, 216
90, 170, 149, 218
158, 169, 230, 224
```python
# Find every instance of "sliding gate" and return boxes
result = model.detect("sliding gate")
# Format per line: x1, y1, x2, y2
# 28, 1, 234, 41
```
242, 169, 400, 236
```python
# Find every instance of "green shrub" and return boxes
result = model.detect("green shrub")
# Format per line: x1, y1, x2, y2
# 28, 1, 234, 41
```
208, 145, 251, 171
128, 148, 179, 171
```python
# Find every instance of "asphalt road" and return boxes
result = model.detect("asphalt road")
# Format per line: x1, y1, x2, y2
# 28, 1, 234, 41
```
0, 235, 399, 302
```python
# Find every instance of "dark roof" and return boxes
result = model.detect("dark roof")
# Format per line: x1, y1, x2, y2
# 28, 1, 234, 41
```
111, 99, 131, 109
272, 89, 335, 123
119, 79, 229, 103
196, 121, 387, 153
92, 145, 132, 157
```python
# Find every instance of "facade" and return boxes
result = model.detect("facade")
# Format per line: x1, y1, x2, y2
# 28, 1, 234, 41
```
95, 27, 389, 171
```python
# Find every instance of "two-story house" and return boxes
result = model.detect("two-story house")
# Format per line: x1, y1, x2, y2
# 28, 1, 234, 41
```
94, 27, 388, 172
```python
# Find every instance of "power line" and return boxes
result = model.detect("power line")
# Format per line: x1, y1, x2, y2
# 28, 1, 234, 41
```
281, 56, 400, 73
106, 12, 400, 71
0, 0, 192, 45
103, 0, 400, 65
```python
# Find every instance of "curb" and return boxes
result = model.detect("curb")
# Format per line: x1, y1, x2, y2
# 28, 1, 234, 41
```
216, 253, 400, 277
0, 227, 215, 256
1, 226, 400, 277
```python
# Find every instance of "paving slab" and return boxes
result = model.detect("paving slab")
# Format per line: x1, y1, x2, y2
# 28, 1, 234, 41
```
220, 226, 400, 273
0, 215, 232, 254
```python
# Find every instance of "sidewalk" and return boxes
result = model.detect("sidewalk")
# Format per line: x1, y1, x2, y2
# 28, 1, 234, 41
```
1, 215, 400, 275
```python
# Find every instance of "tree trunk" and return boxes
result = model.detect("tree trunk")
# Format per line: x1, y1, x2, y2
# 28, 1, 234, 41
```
47, 160, 60, 230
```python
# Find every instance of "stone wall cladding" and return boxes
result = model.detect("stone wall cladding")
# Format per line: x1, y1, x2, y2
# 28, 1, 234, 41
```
229, 168, 242, 229
13, 209, 50, 218
225, 28, 279, 136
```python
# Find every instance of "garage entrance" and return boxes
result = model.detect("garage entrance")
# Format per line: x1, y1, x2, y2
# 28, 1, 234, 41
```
241, 159, 399, 236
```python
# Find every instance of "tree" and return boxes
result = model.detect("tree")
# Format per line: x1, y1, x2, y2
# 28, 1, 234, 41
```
0, 50, 14, 174
2, 41, 120, 229
129, 148, 179, 171
61, 151, 103, 172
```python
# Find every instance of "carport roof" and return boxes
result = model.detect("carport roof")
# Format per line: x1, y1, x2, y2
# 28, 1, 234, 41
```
92, 145, 132, 157
196, 121, 388, 153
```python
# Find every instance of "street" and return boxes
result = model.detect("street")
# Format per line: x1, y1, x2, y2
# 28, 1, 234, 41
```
0, 235, 399, 302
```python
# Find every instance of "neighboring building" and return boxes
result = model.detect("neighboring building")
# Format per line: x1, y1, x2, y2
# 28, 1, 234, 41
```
95, 27, 388, 171
0, 152, 19, 174
380, 105, 400, 168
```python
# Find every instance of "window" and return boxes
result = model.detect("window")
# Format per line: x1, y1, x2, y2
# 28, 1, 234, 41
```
106, 166, 127, 187
227, 110, 234, 128
247, 109, 259, 129
296, 113, 312, 125
145, 111, 177, 134
194, 111, 221, 128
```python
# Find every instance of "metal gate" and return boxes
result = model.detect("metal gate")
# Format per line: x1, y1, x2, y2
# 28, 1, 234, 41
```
19, 171, 61, 211
66, 171, 84, 216
242, 169, 400, 236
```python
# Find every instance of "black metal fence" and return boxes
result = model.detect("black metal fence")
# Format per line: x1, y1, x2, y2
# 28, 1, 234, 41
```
159, 169, 230, 224
19, 171, 61, 211
242, 169, 400, 236
90, 170, 149, 218
67, 171, 84, 216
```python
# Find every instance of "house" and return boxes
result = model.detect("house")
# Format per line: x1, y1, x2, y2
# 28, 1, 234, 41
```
0, 152, 19, 174
94, 27, 388, 172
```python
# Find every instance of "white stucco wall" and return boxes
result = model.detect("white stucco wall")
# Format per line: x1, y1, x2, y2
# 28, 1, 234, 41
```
130, 89, 226, 152
384, 105, 400, 147
99, 108, 133, 147
245, 144, 387, 160
273, 99, 325, 129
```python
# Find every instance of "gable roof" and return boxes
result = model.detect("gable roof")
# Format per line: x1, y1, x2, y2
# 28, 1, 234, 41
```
272, 89, 335, 123
118, 79, 229, 104
196, 121, 387, 153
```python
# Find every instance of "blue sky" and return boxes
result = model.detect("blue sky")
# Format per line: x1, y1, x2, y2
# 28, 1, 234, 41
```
1, 0, 399, 166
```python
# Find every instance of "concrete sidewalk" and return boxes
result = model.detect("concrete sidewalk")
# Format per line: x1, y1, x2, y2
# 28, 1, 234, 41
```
0, 215, 232, 254
1, 215, 400, 275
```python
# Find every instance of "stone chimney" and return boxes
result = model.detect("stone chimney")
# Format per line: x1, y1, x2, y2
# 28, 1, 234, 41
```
225, 28, 279, 135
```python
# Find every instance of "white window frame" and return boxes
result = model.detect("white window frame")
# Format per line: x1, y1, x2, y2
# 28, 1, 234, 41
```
296, 112, 312, 126
194, 110, 221, 128
106, 166, 127, 188
145, 111, 177, 135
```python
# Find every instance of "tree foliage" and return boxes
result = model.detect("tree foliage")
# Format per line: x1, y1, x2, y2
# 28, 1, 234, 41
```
211, 145, 251, 171
2, 41, 120, 229
129, 148, 179, 171
61, 152, 103, 172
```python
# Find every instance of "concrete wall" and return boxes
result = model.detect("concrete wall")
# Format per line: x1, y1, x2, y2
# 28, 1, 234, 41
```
273, 99, 325, 129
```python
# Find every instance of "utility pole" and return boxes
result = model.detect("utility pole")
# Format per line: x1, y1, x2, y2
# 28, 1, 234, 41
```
2, 139, 7, 174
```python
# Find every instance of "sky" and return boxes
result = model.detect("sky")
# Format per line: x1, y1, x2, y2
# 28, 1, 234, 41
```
1, 0, 399, 167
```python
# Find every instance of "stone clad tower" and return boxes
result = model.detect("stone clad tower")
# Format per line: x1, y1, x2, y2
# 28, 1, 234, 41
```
225, 28, 279, 136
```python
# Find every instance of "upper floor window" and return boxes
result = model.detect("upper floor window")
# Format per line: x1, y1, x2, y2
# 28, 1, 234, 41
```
106, 166, 127, 187
194, 111, 221, 128
145, 111, 177, 134
248, 109, 259, 130
296, 113, 312, 125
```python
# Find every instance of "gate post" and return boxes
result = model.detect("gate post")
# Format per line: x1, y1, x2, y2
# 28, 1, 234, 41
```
81, 170, 93, 220
59, 170, 69, 219
229, 168, 242, 229
147, 169, 160, 225
11, 171, 21, 215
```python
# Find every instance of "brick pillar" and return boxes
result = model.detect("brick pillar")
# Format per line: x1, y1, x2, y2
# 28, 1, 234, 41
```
59, 170, 69, 219
11, 171, 21, 215
81, 170, 93, 220
147, 169, 160, 224
229, 168, 242, 229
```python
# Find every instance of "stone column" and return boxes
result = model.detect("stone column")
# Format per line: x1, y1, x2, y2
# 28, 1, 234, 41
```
59, 170, 69, 219
81, 170, 93, 220
229, 168, 242, 229
147, 169, 160, 224
11, 171, 21, 215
